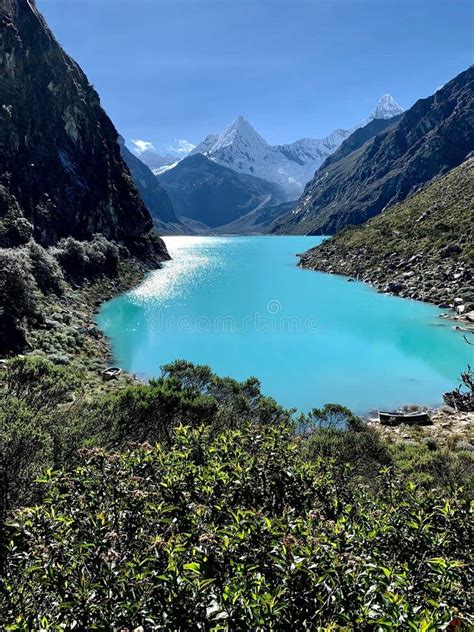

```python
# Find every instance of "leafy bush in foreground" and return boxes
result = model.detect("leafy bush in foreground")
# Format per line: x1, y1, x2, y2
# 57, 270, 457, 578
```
0, 357, 83, 517
92, 360, 292, 448
1, 424, 472, 630
0, 357, 291, 513
0, 357, 472, 629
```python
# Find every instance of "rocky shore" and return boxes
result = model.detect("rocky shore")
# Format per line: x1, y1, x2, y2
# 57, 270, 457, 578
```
299, 240, 474, 326
369, 408, 474, 449
299, 159, 474, 327
26, 260, 149, 384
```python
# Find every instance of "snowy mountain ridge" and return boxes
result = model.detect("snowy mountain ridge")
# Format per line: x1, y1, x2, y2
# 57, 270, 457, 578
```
357, 93, 405, 128
189, 94, 404, 196
134, 94, 404, 197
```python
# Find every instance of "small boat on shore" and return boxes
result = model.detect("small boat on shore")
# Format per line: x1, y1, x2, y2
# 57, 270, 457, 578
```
101, 367, 122, 381
379, 410, 431, 426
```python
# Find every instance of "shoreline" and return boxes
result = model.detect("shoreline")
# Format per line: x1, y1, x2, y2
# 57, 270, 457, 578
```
368, 408, 474, 447
297, 251, 473, 441
16, 243, 471, 442
25, 259, 153, 386
297, 252, 474, 329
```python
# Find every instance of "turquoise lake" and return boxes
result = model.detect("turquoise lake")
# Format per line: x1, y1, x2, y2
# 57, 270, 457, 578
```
97, 236, 473, 414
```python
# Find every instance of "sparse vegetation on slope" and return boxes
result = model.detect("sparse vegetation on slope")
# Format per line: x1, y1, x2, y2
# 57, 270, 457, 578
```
272, 66, 474, 235
299, 158, 474, 315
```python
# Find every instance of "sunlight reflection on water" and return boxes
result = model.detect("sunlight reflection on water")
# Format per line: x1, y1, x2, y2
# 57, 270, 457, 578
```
130, 236, 228, 304
98, 236, 473, 413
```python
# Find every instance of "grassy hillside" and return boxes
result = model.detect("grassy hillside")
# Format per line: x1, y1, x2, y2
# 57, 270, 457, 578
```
300, 158, 474, 315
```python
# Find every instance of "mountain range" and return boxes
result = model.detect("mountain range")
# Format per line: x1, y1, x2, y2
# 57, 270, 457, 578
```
272, 66, 474, 235
157, 153, 286, 228
134, 95, 404, 198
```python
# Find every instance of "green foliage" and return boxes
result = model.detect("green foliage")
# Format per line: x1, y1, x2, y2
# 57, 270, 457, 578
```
306, 425, 392, 478
1, 424, 472, 629
390, 441, 474, 494
0, 249, 39, 354
0, 357, 83, 514
299, 403, 363, 431
54, 235, 121, 283
0, 358, 472, 628
27, 241, 65, 296
84, 360, 291, 450
0, 358, 290, 511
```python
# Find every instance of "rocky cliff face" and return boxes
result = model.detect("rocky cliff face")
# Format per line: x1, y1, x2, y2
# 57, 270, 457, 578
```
0, 0, 168, 263
272, 67, 474, 235
299, 158, 474, 318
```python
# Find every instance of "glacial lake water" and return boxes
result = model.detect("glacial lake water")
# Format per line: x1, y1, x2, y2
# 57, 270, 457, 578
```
97, 236, 473, 414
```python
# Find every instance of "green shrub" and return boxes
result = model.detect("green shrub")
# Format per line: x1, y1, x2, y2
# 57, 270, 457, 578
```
390, 441, 474, 493
0, 249, 38, 354
87, 361, 291, 449
54, 235, 121, 283
1, 424, 472, 629
0, 357, 82, 513
27, 241, 65, 295
300, 405, 392, 485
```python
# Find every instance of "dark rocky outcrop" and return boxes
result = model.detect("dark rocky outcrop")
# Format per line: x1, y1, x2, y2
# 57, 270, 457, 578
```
119, 139, 186, 235
298, 158, 474, 315
157, 153, 287, 228
272, 66, 474, 235
0, 0, 168, 264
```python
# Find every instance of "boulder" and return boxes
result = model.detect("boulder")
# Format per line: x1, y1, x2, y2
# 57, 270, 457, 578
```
385, 281, 404, 294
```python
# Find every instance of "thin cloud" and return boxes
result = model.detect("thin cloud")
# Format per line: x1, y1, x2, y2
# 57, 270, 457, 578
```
168, 139, 196, 155
131, 139, 156, 154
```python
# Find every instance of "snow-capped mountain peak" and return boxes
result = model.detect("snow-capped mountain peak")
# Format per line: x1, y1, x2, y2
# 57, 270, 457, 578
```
373, 94, 404, 119
357, 94, 404, 129
207, 115, 269, 154
192, 133, 219, 155
156, 96, 405, 197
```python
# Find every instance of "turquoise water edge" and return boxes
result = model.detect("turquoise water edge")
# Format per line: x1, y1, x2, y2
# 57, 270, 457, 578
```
97, 236, 473, 414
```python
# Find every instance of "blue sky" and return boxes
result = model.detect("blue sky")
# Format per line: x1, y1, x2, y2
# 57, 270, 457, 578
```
38, 0, 473, 151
